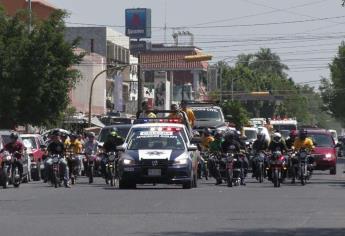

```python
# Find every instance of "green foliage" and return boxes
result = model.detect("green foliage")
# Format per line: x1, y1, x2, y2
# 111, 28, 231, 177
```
320, 42, 345, 126
0, 10, 82, 129
221, 101, 249, 130
217, 48, 336, 128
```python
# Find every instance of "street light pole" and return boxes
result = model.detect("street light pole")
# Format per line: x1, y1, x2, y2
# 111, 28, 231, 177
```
88, 65, 127, 127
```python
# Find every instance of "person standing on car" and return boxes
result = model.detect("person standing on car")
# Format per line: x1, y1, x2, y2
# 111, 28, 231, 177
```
46, 131, 70, 188
101, 130, 125, 178
168, 104, 183, 119
0, 132, 24, 179
180, 100, 196, 128
137, 101, 156, 119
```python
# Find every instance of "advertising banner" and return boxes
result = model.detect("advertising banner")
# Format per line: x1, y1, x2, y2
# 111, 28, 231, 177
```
125, 8, 151, 39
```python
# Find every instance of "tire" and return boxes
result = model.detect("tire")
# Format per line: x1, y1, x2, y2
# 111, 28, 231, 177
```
273, 169, 279, 188
227, 169, 233, 187
182, 181, 192, 189
53, 171, 59, 188
71, 176, 75, 185
330, 167, 336, 175
110, 176, 114, 187
193, 174, 198, 188
258, 164, 264, 183
89, 166, 94, 184
204, 165, 209, 180
119, 179, 134, 189
301, 165, 306, 186
2, 173, 8, 189
13, 168, 20, 188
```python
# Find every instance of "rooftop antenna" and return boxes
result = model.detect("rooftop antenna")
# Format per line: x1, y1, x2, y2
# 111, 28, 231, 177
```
164, 0, 167, 44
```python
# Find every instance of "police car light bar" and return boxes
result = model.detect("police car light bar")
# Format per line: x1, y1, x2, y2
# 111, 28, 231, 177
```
134, 118, 183, 124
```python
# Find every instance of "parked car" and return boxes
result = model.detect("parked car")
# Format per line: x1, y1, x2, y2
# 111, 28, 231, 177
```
306, 129, 337, 175
21, 134, 46, 181
0, 130, 31, 182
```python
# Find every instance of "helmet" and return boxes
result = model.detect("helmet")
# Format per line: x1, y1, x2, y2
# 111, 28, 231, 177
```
257, 131, 265, 141
290, 130, 297, 138
299, 129, 307, 139
52, 130, 60, 136
203, 128, 212, 136
88, 132, 95, 138
224, 130, 235, 141
110, 131, 118, 137
214, 130, 223, 140
10, 132, 18, 140
70, 133, 77, 139
272, 132, 282, 143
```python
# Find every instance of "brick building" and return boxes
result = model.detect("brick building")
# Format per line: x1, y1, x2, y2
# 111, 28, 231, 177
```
0, 0, 56, 19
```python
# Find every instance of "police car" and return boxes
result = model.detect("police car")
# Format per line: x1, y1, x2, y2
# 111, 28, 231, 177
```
117, 118, 198, 189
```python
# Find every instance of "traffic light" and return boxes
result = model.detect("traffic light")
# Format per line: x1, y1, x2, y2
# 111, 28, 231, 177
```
184, 54, 213, 62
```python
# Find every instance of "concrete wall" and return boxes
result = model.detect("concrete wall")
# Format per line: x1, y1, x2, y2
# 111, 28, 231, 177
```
70, 49, 106, 115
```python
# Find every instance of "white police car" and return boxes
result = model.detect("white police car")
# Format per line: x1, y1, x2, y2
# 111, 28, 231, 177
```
117, 119, 198, 189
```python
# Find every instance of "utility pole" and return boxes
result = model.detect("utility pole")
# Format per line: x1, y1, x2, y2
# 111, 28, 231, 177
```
219, 66, 223, 103
137, 52, 143, 112
28, 0, 32, 32
231, 77, 234, 102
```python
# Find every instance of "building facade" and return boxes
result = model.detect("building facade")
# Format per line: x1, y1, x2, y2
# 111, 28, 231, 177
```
0, 0, 56, 19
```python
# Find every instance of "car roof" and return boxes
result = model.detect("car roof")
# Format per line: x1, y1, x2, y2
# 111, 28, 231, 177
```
102, 124, 133, 129
20, 134, 41, 138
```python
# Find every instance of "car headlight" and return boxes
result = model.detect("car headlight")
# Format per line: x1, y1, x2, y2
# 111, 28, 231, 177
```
325, 153, 332, 159
174, 154, 189, 165
123, 158, 135, 165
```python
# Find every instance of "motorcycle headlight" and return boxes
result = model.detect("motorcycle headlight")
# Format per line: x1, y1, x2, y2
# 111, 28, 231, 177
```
6, 155, 12, 161
174, 154, 189, 165
123, 158, 135, 165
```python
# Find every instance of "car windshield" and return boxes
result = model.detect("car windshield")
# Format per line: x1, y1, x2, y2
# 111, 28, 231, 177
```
244, 130, 257, 140
127, 129, 185, 150
308, 133, 334, 147
192, 107, 222, 121
99, 126, 131, 143
22, 137, 37, 149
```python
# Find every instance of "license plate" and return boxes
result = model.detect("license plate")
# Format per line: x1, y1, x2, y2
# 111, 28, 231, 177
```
148, 169, 161, 176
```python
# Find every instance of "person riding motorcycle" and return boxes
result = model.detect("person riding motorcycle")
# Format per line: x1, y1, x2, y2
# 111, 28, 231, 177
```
200, 128, 215, 151
208, 131, 224, 185
0, 132, 24, 179
83, 132, 99, 183
286, 130, 298, 150
252, 132, 269, 178
65, 134, 83, 178
46, 131, 70, 188
222, 131, 248, 185
101, 130, 125, 178
291, 129, 315, 183
268, 132, 288, 153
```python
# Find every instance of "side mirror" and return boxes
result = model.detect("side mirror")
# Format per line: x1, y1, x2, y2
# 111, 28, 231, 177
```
116, 145, 126, 152
187, 145, 198, 152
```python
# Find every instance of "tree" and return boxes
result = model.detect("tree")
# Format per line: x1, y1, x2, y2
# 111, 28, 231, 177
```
320, 42, 345, 125
0, 9, 82, 129
221, 101, 249, 130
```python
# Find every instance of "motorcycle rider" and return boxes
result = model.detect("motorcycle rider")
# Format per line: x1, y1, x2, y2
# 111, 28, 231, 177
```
200, 128, 215, 151
46, 130, 70, 188
291, 129, 314, 183
65, 134, 83, 178
101, 130, 125, 178
252, 132, 269, 178
208, 131, 224, 185
84, 132, 99, 183
0, 132, 24, 179
268, 132, 288, 153
286, 130, 298, 150
222, 131, 248, 185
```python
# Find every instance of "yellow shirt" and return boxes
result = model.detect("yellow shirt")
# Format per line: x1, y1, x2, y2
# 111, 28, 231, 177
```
65, 140, 83, 155
182, 108, 196, 127
201, 136, 215, 150
293, 137, 314, 151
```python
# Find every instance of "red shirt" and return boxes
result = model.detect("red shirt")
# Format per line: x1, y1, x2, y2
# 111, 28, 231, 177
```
4, 141, 24, 159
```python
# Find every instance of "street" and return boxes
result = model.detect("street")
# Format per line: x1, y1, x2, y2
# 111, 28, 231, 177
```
0, 160, 344, 236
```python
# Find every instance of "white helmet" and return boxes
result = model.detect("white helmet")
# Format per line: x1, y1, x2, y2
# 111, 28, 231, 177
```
272, 132, 282, 143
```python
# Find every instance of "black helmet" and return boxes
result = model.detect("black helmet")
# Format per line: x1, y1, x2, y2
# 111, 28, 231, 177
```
10, 132, 18, 140
203, 128, 212, 136
299, 129, 307, 139
214, 130, 223, 140
224, 130, 235, 140
51, 130, 60, 136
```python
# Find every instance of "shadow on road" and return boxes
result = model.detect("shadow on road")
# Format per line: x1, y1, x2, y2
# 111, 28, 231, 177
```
145, 228, 345, 236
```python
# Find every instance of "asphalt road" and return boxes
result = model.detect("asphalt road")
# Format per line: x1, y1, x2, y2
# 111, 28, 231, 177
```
1, 160, 345, 236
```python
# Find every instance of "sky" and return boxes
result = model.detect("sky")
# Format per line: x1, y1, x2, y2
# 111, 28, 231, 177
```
49, 0, 345, 86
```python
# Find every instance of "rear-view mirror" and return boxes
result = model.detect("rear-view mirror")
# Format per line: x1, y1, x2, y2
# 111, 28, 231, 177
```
187, 145, 198, 152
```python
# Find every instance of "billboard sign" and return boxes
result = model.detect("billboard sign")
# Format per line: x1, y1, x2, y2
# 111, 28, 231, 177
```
130, 40, 147, 56
125, 8, 151, 39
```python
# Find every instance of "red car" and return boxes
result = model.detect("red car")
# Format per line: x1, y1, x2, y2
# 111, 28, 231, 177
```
20, 134, 45, 162
306, 129, 337, 175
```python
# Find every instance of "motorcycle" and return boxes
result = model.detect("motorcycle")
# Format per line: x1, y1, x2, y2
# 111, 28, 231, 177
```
66, 151, 81, 185
85, 152, 97, 184
105, 152, 117, 187
50, 154, 63, 188
254, 151, 266, 183
296, 149, 313, 185
268, 151, 287, 188
0, 151, 21, 188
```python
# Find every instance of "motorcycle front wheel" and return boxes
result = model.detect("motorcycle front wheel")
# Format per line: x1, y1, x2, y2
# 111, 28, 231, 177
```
227, 168, 233, 187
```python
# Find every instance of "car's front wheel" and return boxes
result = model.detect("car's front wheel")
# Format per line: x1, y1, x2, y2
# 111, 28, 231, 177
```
330, 167, 337, 175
